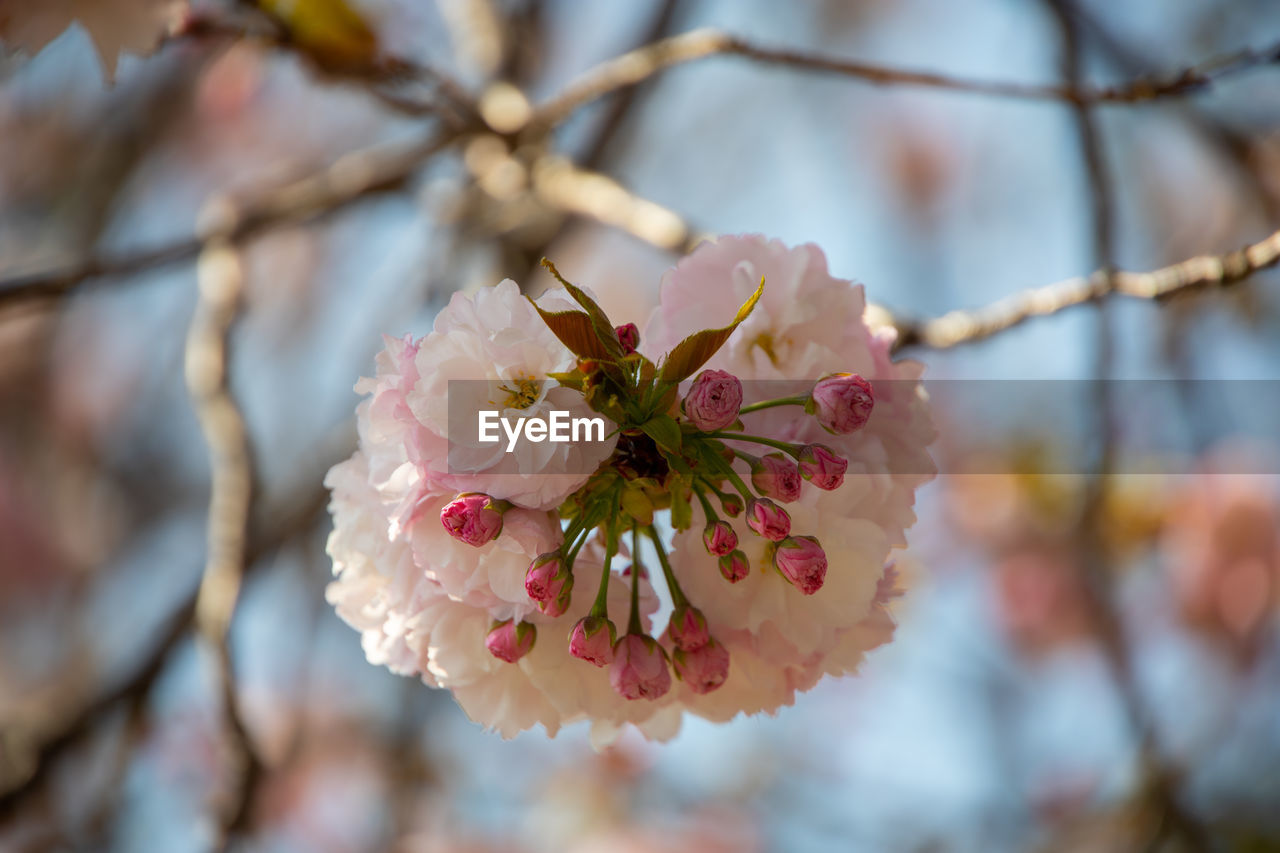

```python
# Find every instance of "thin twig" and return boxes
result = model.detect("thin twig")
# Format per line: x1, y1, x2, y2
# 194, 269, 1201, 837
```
888, 226, 1280, 351
574, 0, 680, 171
530, 156, 700, 253
184, 232, 259, 850
0, 473, 335, 825
1048, 4, 1207, 849
0, 130, 466, 310
0, 598, 191, 822
188, 2, 477, 124
529, 28, 1280, 131
1072, 3, 1280, 221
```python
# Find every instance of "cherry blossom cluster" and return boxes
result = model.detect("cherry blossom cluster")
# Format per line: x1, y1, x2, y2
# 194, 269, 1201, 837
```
325, 235, 935, 744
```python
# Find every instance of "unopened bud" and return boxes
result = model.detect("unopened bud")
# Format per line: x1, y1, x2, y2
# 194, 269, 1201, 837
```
569, 615, 617, 666
773, 535, 828, 595
609, 634, 672, 700
485, 619, 536, 663
745, 498, 791, 541
440, 493, 506, 546
702, 520, 738, 556
672, 638, 730, 694
808, 373, 874, 434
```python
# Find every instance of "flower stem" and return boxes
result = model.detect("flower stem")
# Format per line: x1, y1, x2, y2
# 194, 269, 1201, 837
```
586, 507, 616, 614
697, 476, 735, 506
646, 525, 688, 608
737, 394, 807, 415
705, 432, 802, 457
692, 484, 719, 524
627, 523, 643, 634
564, 524, 591, 568
699, 444, 753, 501
566, 482, 618, 569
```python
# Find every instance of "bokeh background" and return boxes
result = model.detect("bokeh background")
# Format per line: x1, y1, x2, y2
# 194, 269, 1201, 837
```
2, 0, 1280, 851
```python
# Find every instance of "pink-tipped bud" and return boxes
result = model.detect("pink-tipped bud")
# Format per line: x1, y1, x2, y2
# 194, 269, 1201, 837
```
615, 322, 640, 355
609, 634, 672, 700
749, 453, 803, 503
702, 520, 738, 556
569, 615, 617, 666
537, 573, 574, 617
773, 535, 828, 595
485, 619, 536, 663
440, 493, 505, 547
746, 498, 791, 541
719, 550, 749, 582
673, 638, 730, 694
808, 373, 874, 434
798, 444, 848, 490
719, 493, 744, 517
682, 369, 743, 432
668, 604, 710, 651
525, 552, 568, 602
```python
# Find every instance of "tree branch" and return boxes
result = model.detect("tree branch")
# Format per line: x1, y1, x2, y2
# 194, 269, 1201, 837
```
530, 156, 699, 253
0, 474, 335, 822
888, 227, 1280, 351
0, 130, 466, 310
529, 28, 1280, 131
183, 233, 259, 849
175, 10, 476, 125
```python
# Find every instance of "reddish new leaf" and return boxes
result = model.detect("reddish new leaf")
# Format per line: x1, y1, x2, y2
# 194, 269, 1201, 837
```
658, 277, 765, 383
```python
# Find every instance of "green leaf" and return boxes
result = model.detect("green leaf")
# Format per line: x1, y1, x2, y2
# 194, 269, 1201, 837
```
657, 276, 765, 383
528, 302, 615, 361
638, 414, 682, 452
584, 383, 628, 424
546, 369, 585, 390
669, 475, 694, 531
541, 259, 624, 361
657, 445, 693, 477
620, 487, 655, 526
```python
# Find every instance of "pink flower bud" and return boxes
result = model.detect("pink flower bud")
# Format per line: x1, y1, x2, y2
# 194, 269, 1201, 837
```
525, 552, 568, 602
537, 574, 574, 617
673, 638, 730, 694
440, 493, 505, 547
485, 619, 536, 663
702, 520, 738, 556
745, 498, 791, 541
569, 615, 617, 666
773, 535, 828, 595
668, 604, 710, 651
609, 634, 672, 700
615, 322, 640, 355
809, 373, 874, 434
682, 369, 743, 432
798, 444, 848, 490
749, 453, 803, 503
719, 493, 744, 517
719, 550, 749, 582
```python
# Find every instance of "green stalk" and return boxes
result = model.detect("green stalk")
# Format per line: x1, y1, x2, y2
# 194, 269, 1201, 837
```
570, 482, 620, 570
705, 432, 802, 457
564, 524, 591, 568
737, 394, 808, 415
645, 525, 688, 608
692, 483, 719, 524
698, 442, 754, 501
627, 523, 643, 634
589, 494, 622, 616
